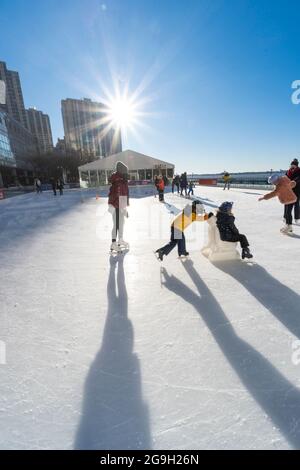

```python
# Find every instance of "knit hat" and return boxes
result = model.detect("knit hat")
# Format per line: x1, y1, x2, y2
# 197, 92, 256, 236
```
268, 173, 281, 185
219, 201, 233, 213
116, 161, 128, 175
291, 158, 299, 167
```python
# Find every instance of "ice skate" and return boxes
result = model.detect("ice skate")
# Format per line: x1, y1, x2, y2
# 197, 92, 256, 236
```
294, 219, 300, 225
280, 224, 293, 234
178, 251, 189, 258
242, 247, 253, 259
110, 241, 120, 253
155, 249, 164, 262
118, 239, 129, 249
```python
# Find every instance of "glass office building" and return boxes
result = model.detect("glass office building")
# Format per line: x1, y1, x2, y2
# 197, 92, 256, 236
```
0, 111, 16, 187
0, 111, 15, 166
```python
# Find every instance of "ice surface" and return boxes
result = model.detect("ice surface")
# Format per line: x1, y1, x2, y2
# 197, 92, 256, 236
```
0, 186, 300, 449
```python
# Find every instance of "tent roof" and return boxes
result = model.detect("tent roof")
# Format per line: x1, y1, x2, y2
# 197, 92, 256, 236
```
78, 149, 174, 171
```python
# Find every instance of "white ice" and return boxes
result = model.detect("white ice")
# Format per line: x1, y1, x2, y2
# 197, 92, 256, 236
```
0, 185, 300, 450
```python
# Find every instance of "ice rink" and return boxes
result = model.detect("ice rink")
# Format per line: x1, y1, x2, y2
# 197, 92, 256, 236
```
1, 185, 300, 450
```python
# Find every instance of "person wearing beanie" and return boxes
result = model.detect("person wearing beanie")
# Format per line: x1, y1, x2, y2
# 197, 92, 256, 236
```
158, 175, 165, 202
259, 173, 297, 233
285, 158, 300, 225
155, 200, 209, 261
108, 161, 129, 251
216, 201, 253, 259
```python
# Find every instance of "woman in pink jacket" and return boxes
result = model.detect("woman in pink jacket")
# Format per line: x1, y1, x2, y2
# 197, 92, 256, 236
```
259, 173, 296, 233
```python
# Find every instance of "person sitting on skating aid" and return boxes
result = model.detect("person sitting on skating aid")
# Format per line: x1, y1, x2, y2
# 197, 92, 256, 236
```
258, 173, 297, 234
216, 201, 253, 259
155, 200, 208, 261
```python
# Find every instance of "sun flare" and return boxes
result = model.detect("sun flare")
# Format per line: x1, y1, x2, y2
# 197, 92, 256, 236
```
108, 97, 137, 129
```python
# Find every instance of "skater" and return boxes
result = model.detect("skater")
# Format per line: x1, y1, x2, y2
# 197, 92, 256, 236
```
188, 181, 194, 197
173, 175, 180, 194
158, 176, 165, 202
284, 159, 300, 225
50, 178, 57, 196
155, 200, 208, 261
180, 172, 188, 196
259, 173, 297, 233
216, 201, 253, 259
154, 175, 160, 198
57, 178, 64, 196
34, 178, 42, 194
108, 161, 129, 252
171, 177, 175, 193
223, 172, 231, 190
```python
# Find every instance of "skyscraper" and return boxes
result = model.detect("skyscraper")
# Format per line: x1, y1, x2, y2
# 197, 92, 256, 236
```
0, 61, 29, 130
61, 98, 122, 159
27, 107, 53, 154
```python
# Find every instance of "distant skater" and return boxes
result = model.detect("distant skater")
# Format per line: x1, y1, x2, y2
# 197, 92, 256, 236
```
223, 172, 231, 190
180, 172, 188, 196
34, 178, 42, 194
188, 181, 194, 197
57, 179, 64, 196
51, 178, 57, 196
158, 175, 165, 202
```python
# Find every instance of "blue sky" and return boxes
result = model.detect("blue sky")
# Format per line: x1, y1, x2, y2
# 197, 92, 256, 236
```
1, 0, 300, 173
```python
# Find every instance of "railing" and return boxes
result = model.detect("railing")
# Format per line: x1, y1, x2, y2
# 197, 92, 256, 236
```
216, 182, 272, 190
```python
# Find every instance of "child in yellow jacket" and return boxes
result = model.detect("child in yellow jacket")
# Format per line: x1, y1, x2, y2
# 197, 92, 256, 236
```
155, 200, 210, 260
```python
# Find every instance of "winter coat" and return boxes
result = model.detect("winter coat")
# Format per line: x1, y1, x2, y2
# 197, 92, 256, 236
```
158, 179, 165, 191
180, 174, 187, 188
108, 172, 129, 209
286, 167, 300, 198
172, 206, 208, 232
262, 176, 297, 205
216, 211, 240, 243
223, 173, 231, 182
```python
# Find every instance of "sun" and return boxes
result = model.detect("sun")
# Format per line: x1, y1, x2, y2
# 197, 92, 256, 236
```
108, 97, 137, 129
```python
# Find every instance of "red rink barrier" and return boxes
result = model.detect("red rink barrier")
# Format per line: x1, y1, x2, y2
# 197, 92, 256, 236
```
198, 179, 218, 186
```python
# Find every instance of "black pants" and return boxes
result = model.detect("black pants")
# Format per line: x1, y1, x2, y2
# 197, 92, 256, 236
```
180, 186, 187, 196
284, 198, 299, 224
159, 226, 186, 256
236, 234, 249, 249
284, 204, 294, 225
52, 187, 57, 196
159, 190, 164, 201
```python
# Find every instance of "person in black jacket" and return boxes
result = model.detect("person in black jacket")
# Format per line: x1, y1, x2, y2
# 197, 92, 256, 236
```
216, 201, 253, 259
285, 158, 300, 224
180, 172, 188, 196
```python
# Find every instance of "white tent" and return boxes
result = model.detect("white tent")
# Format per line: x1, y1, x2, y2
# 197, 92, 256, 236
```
78, 149, 175, 187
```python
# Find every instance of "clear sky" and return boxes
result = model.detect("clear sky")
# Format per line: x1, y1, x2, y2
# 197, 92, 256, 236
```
1, 0, 300, 173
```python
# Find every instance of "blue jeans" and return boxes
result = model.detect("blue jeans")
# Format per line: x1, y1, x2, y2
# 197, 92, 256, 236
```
159, 226, 186, 256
